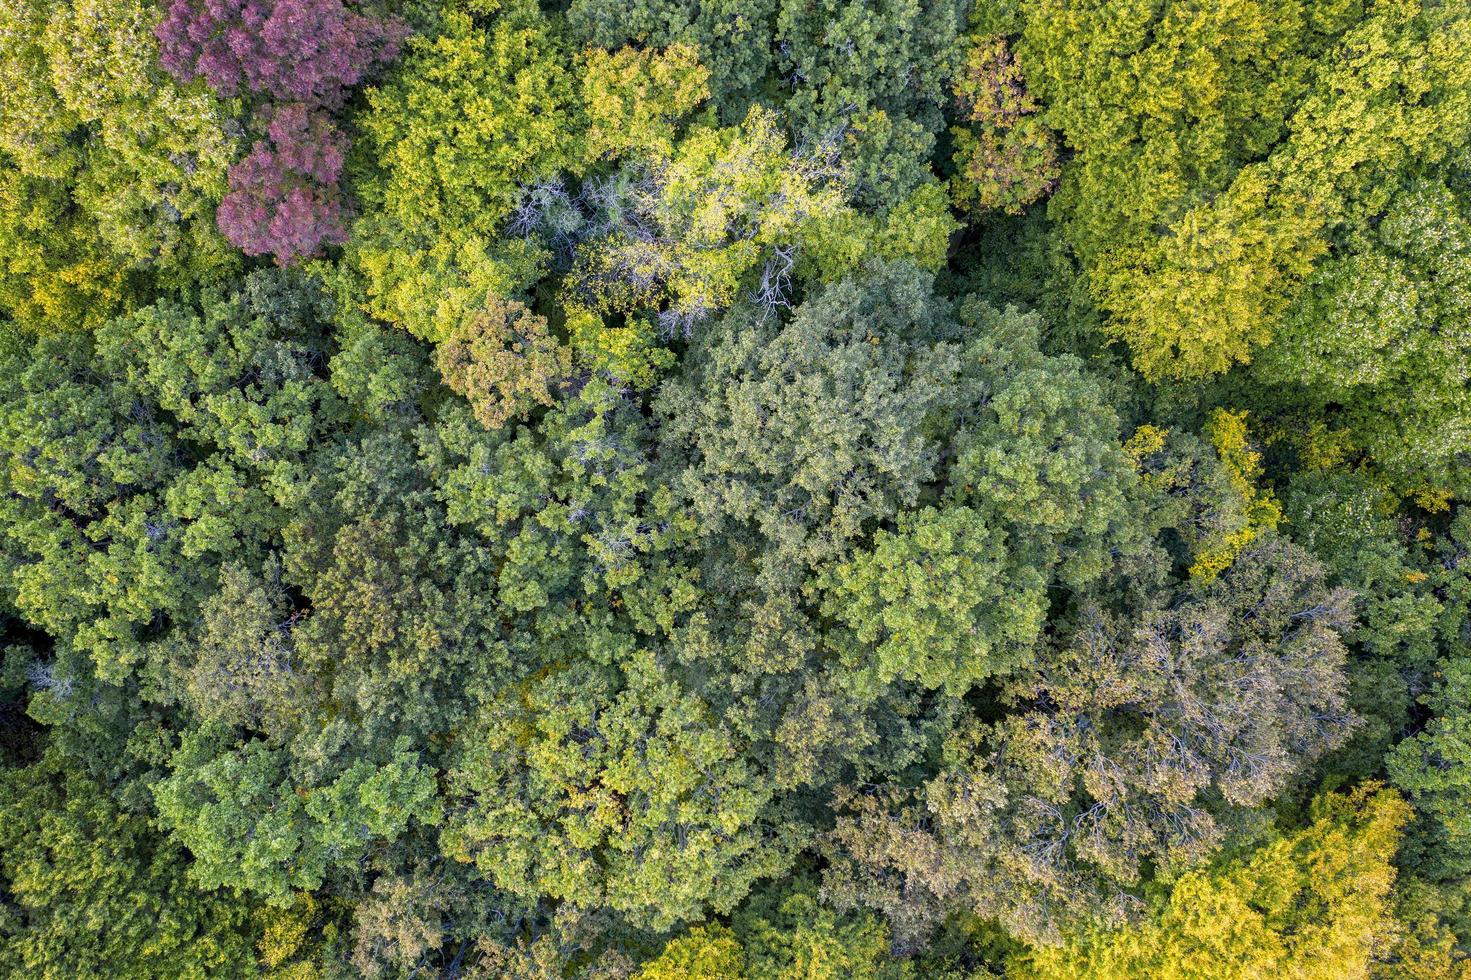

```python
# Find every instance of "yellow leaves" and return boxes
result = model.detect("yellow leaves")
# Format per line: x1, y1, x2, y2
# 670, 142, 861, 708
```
1101, 165, 1327, 380
579, 43, 710, 163
1018, 786, 1411, 980
637, 924, 745, 979
1297, 422, 1358, 472
1190, 409, 1282, 582
1032, 0, 1471, 381
1412, 486, 1453, 513
255, 892, 321, 971
1123, 424, 1169, 468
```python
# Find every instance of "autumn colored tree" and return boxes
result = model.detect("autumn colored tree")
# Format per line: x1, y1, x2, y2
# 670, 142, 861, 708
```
435, 297, 571, 429
949, 35, 1059, 215
216, 104, 352, 263
156, 0, 405, 107
1015, 785, 1412, 979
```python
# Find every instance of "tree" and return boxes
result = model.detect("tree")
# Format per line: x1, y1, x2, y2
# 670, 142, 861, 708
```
819, 291, 1146, 697
0, 0, 239, 331
1387, 509, 1471, 882
181, 560, 310, 736
1018, 0, 1471, 378
563, 106, 956, 334
0, 326, 191, 682
346, 10, 581, 340
566, 0, 778, 115
1253, 178, 1471, 497
656, 261, 961, 580
156, 0, 405, 107
825, 537, 1357, 945
1276, 471, 1444, 783
1389, 655, 1471, 882
820, 504, 1044, 697
775, 0, 965, 209
95, 268, 345, 501
435, 297, 571, 430
638, 877, 908, 978
1014, 785, 1412, 979
0, 749, 259, 978
441, 660, 801, 931
216, 105, 352, 263
949, 35, 1059, 215
153, 725, 441, 902
579, 43, 711, 163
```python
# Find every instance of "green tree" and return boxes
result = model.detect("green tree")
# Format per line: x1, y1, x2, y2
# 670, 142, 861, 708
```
775, 0, 965, 209
1254, 178, 1471, 496
441, 658, 799, 931
345, 10, 582, 341
566, 0, 778, 116
153, 726, 440, 902
0, 749, 259, 978
825, 537, 1357, 944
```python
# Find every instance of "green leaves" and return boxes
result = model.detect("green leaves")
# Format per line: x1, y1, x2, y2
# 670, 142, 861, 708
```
154, 727, 440, 902
442, 660, 798, 930
0, 0, 239, 332
347, 11, 580, 340
822, 505, 1039, 696
2, 1, 1469, 974
1, 750, 258, 979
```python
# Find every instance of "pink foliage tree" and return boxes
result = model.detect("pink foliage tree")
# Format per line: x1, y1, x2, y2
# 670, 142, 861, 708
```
216, 104, 350, 264
156, 0, 405, 107
157, 1, 406, 262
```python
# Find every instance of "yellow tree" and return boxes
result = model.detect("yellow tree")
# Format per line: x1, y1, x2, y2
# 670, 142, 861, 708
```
1017, 785, 1412, 979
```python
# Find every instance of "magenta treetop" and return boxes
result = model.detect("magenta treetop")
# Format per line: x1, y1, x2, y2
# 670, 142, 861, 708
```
157, 0, 405, 107
216, 104, 351, 263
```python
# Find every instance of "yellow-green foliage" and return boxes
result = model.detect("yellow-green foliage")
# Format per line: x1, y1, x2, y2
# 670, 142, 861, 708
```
1021, 0, 1471, 379
566, 307, 674, 390
0, 169, 131, 333
1122, 424, 1170, 468
655, 106, 849, 314
582, 108, 956, 324
1016, 785, 1413, 980
580, 43, 711, 162
256, 893, 331, 977
0, 0, 238, 332
1190, 409, 1282, 581
347, 11, 582, 341
637, 924, 746, 979
638, 880, 908, 979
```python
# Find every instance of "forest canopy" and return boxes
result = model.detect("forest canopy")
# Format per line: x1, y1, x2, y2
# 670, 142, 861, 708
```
2, 0, 1470, 977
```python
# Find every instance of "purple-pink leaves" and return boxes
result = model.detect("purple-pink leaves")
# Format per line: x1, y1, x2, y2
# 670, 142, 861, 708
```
157, 0, 404, 107
157, 0, 404, 263
215, 104, 350, 261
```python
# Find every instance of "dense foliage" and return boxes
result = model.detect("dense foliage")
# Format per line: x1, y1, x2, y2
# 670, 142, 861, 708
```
3, 1, 1470, 976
